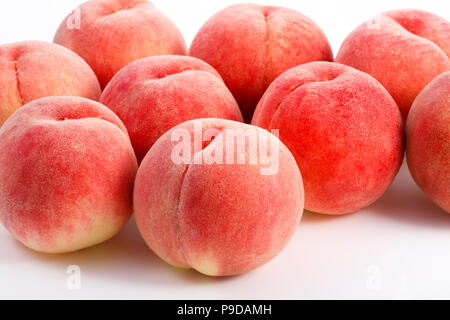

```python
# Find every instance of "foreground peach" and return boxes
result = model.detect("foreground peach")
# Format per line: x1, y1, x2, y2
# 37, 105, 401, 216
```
406, 72, 450, 213
0, 41, 101, 126
0, 97, 138, 253
134, 119, 304, 276
100, 55, 243, 162
54, 0, 187, 88
252, 62, 404, 215
336, 9, 450, 121
189, 3, 333, 121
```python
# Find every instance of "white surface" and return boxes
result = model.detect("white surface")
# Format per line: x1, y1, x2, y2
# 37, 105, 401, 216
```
1, 164, 449, 299
0, 0, 449, 299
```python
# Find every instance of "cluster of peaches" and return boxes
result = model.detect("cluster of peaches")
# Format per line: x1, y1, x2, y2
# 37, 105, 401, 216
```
0, 0, 448, 276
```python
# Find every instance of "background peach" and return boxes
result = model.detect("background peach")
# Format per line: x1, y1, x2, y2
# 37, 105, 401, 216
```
0, 41, 101, 126
252, 62, 404, 215
336, 9, 450, 120
406, 72, 450, 213
100, 55, 243, 162
0, 96, 138, 253
54, 0, 187, 88
189, 3, 333, 122
133, 118, 304, 276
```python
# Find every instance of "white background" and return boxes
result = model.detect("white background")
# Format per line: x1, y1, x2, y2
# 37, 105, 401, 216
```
0, 0, 449, 299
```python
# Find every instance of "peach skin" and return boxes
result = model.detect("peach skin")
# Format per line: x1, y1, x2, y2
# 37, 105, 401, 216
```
0, 96, 138, 253
336, 9, 450, 121
100, 55, 243, 162
0, 41, 101, 126
252, 62, 404, 215
54, 0, 187, 88
133, 118, 304, 276
189, 3, 333, 122
407, 71, 450, 213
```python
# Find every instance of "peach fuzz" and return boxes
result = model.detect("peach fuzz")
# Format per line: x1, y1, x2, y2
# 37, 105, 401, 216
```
0, 96, 138, 253
406, 72, 450, 214
100, 55, 243, 162
252, 62, 404, 215
0, 41, 101, 126
133, 118, 304, 276
54, 0, 187, 88
336, 9, 450, 121
189, 3, 333, 122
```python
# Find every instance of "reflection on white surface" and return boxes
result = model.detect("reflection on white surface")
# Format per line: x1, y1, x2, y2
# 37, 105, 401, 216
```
0, 164, 449, 299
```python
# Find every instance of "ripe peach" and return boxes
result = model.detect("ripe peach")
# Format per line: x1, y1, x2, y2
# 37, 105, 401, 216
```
336, 9, 450, 120
100, 55, 243, 162
189, 3, 333, 122
406, 71, 450, 213
133, 118, 304, 276
252, 62, 404, 215
54, 0, 187, 88
0, 96, 138, 253
0, 41, 101, 126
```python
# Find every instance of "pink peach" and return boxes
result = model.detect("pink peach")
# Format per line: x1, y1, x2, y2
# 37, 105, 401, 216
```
189, 3, 333, 121
54, 0, 187, 88
133, 118, 304, 276
0, 96, 138, 253
252, 62, 404, 215
336, 9, 450, 120
100, 55, 243, 162
0, 41, 101, 126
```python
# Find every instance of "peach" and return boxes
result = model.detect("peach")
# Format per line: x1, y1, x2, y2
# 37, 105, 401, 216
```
100, 55, 243, 162
406, 72, 450, 213
189, 3, 333, 122
336, 9, 450, 121
133, 118, 304, 276
0, 96, 138, 253
252, 62, 404, 215
0, 41, 101, 126
54, 0, 187, 88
